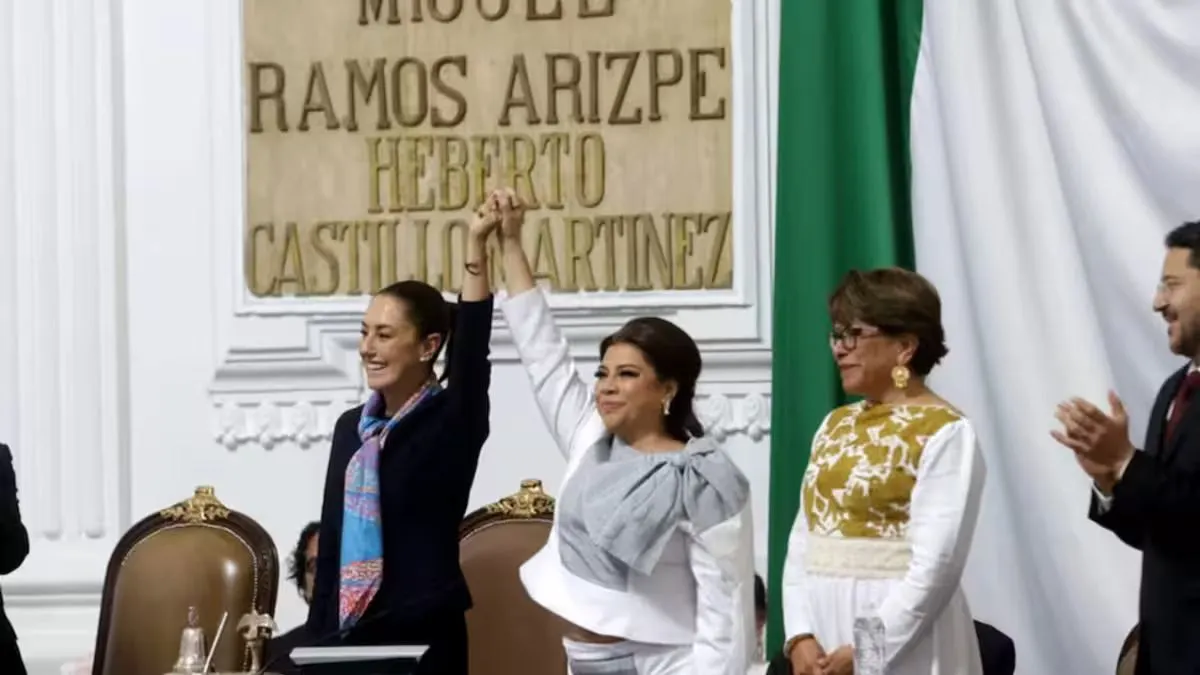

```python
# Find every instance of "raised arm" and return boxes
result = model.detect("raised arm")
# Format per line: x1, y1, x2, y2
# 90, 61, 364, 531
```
0, 443, 29, 575
496, 188, 602, 458
461, 198, 495, 304
441, 200, 498, 448
877, 420, 986, 668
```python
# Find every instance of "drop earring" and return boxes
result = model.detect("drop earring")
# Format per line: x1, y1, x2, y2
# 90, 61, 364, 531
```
662, 398, 672, 416
891, 365, 911, 390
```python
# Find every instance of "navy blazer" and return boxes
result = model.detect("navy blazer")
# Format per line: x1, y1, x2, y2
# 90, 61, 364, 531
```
0, 443, 30, 673
307, 295, 493, 638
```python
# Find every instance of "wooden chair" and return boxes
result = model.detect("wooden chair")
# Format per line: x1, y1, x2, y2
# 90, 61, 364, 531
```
92, 486, 279, 675
459, 479, 571, 675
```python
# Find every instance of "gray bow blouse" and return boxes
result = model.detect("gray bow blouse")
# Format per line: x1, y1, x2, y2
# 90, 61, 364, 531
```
556, 434, 750, 591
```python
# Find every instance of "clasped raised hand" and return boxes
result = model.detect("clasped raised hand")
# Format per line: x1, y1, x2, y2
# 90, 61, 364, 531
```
494, 186, 525, 239
469, 187, 525, 243
468, 192, 502, 241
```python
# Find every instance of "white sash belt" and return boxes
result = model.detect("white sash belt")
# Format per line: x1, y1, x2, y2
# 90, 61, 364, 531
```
805, 533, 911, 579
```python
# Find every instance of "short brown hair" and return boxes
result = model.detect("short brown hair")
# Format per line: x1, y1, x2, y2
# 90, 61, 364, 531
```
828, 267, 949, 376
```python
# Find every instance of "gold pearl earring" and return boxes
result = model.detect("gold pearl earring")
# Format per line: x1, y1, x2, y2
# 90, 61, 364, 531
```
891, 365, 911, 390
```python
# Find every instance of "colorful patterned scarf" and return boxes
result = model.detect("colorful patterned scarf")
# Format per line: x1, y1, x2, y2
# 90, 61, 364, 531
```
338, 380, 442, 628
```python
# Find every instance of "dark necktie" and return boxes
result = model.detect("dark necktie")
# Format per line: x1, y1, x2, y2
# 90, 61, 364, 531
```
1166, 371, 1200, 443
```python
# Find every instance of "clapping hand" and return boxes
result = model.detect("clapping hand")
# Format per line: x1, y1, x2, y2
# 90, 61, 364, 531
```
1051, 391, 1136, 490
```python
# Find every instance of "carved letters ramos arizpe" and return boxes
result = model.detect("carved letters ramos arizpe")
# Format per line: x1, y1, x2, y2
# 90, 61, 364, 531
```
243, 0, 734, 298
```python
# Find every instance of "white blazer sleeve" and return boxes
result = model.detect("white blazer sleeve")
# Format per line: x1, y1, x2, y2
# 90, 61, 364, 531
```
687, 506, 756, 675
500, 287, 603, 459
781, 413, 831, 641
877, 419, 986, 667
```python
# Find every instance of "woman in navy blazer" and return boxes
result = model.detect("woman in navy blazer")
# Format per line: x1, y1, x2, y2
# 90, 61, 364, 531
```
0, 443, 30, 675
305, 195, 500, 674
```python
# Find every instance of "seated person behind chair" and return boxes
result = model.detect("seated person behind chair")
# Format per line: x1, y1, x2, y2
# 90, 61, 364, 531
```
290, 521, 320, 606
266, 522, 320, 664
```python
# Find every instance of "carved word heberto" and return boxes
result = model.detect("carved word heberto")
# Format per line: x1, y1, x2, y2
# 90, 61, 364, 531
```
243, 0, 733, 297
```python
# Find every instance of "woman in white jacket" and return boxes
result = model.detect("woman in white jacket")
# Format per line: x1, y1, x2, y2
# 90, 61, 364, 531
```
491, 189, 756, 675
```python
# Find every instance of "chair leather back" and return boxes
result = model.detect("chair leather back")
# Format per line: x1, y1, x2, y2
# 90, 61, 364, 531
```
1117, 624, 1138, 675
459, 480, 570, 675
92, 486, 279, 675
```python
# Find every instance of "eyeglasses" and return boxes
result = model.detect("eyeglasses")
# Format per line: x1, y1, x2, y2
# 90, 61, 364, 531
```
828, 326, 884, 350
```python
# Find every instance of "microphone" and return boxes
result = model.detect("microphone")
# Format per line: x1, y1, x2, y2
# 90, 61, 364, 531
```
255, 608, 393, 675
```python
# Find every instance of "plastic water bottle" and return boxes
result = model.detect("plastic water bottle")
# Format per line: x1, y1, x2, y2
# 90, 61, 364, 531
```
853, 606, 886, 675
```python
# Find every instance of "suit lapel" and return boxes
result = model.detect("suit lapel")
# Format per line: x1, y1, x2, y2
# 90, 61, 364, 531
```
1146, 367, 1187, 458
1156, 362, 1195, 461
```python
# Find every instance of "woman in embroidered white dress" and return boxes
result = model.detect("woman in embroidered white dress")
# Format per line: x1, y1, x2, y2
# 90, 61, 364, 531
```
781, 268, 986, 675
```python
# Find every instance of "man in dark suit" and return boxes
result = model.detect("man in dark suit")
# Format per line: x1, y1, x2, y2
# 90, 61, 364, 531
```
0, 443, 30, 675
1054, 220, 1200, 675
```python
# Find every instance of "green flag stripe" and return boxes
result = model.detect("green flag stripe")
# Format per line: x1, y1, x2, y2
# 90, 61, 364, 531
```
766, 0, 924, 653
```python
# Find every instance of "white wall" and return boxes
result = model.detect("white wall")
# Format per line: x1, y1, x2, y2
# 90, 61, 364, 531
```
0, 1, 779, 672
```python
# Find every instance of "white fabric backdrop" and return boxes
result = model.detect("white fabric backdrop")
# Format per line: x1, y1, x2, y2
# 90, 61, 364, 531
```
910, 1, 1200, 674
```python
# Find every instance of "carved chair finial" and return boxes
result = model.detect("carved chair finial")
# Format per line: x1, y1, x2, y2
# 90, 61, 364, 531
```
159, 485, 231, 524
484, 479, 556, 518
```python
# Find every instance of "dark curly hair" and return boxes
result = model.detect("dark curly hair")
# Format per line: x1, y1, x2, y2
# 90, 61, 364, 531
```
288, 521, 321, 598
1165, 220, 1200, 268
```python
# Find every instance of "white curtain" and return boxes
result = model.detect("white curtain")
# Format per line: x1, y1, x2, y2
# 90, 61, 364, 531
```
910, 1, 1200, 674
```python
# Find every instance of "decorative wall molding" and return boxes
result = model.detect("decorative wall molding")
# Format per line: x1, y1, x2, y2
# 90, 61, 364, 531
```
213, 396, 358, 451
1, 0, 127, 592
213, 389, 771, 451
204, 0, 777, 414
698, 392, 772, 442
211, 305, 684, 393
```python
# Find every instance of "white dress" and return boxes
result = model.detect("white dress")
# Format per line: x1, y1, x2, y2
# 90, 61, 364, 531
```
782, 402, 986, 675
